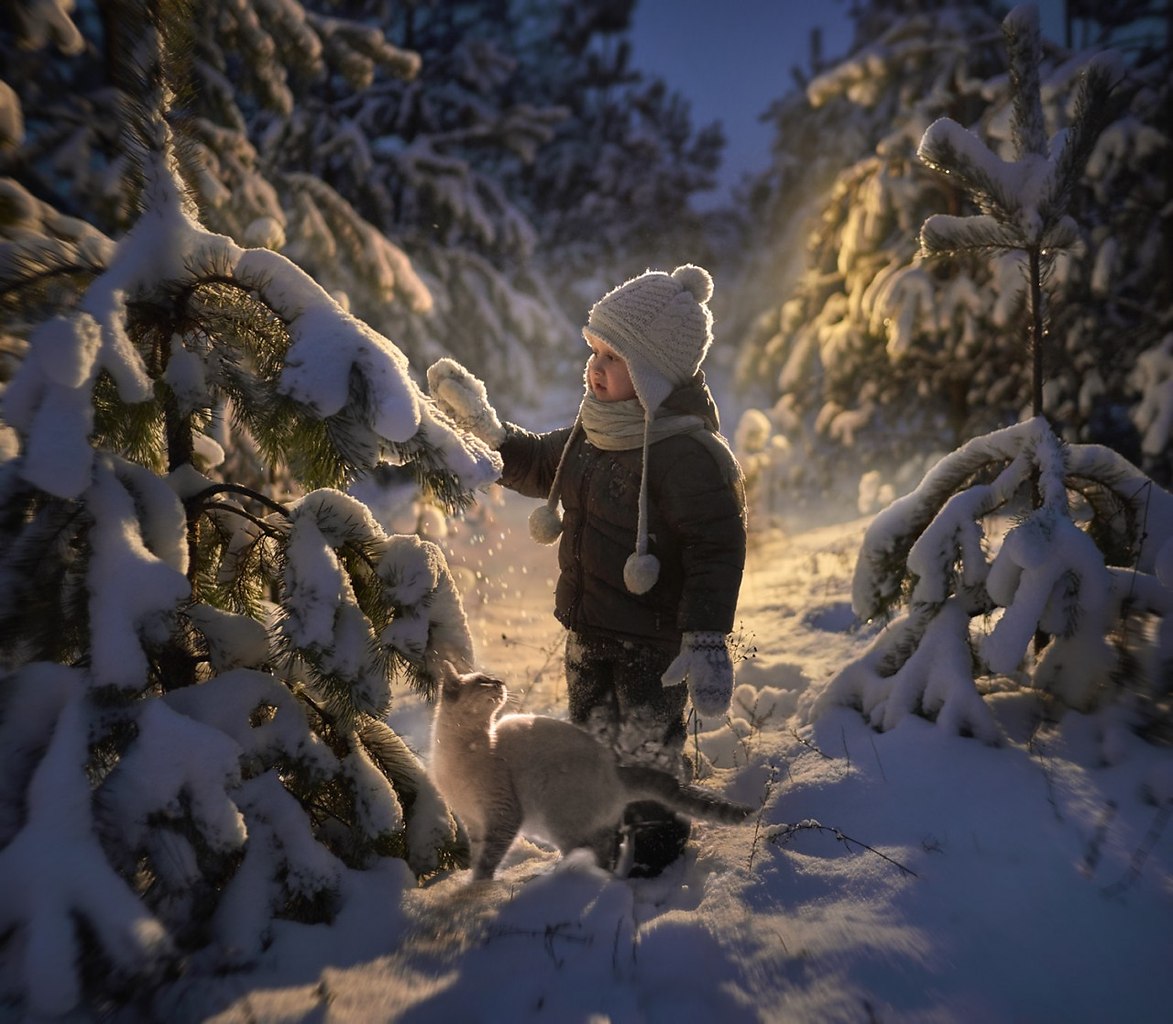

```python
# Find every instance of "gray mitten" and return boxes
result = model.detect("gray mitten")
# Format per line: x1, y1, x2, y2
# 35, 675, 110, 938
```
661, 631, 734, 718
426, 357, 506, 449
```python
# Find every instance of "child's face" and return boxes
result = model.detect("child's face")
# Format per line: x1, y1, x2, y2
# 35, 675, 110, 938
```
585, 333, 637, 403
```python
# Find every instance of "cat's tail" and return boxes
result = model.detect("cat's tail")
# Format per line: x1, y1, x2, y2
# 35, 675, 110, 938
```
617, 765, 753, 825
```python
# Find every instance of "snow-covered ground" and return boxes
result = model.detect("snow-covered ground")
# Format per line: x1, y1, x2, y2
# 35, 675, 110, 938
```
157, 489, 1173, 1024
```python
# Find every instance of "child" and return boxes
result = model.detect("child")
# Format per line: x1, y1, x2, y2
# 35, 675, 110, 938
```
428, 263, 747, 877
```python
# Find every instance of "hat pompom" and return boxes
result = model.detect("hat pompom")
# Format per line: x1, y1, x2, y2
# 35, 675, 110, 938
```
672, 264, 713, 304
529, 504, 563, 544
623, 552, 661, 595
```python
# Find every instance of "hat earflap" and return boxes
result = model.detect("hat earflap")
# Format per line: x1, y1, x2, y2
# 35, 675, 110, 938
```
622, 415, 661, 595
529, 503, 563, 544
624, 551, 660, 595
529, 414, 581, 546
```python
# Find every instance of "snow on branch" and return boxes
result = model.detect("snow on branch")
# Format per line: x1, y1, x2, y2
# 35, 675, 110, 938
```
852, 418, 1052, 621
209, 771, 345, 961
821, 599, 1003, 743
6, 0, 85, 55
281, 172, 434, 314
1002, 3, 1047, 161
0, 697, 173, 1017
270, 487, 475, 722
1129, 334, 1173, 465
0, 1, 496, 1013
304, 8, 422, 88
86, 457, 192, 691
828, 416, 1173, 739
378, 532, 475, 682
2, 144, 501, 503
238, 249, 418, 441
164, 668, 331, 773
98, 698, 248, 869
918, 118, 1031, 226
918, 5, 1126, 259
276, 489, 398, 722
1044, 52, 1128, 223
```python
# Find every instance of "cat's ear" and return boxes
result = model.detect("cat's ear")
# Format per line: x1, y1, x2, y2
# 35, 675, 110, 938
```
439, 660, 462, 697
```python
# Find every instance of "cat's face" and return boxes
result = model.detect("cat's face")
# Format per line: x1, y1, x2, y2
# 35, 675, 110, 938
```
439, 663, 507, 715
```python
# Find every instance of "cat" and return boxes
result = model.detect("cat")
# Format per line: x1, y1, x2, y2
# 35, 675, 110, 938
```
430, 661, 753, 881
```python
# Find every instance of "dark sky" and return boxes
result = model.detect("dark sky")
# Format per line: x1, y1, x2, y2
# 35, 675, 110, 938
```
630, 0, 854, 204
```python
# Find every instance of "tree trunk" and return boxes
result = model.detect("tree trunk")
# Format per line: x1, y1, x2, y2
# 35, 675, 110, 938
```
1029, 246, 1045, 419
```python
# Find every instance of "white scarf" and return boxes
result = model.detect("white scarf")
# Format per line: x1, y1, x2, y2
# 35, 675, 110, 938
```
578, 394, 705, 451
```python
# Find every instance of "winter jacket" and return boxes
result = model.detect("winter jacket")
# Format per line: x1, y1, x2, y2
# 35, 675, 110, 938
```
498, 375, 747, 649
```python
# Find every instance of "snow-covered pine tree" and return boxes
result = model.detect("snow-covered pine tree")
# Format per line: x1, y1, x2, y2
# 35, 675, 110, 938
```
0, 0, 449, 522
347, 0, 727, 403
0, 0, 578, 428
0, 1, 500, 1015
731, 3, 1017, 512
732, 0, 1171, 509
820, 4, 1173, 749
1, 0, 432, 319
296, 0, 579, 412
501, 0, 726, 310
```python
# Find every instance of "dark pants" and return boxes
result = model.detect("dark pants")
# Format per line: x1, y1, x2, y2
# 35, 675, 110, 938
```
564, 631, 691, 876
564, 631, 688, 771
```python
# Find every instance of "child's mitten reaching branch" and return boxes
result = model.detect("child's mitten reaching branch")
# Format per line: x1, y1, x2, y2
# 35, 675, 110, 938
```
427, 358, 506, 449
661, 631, 733, 718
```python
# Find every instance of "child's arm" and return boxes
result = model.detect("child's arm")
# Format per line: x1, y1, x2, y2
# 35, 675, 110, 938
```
656, 435, 748, 718
662, 436, 747, 631
497, 425, 574, 500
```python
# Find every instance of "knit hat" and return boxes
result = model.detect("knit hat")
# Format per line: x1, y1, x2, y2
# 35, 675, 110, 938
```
584, 264, 714, 416
529, 264, 716, 596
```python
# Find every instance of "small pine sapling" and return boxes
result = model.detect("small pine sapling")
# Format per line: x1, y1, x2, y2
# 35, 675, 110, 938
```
917, 3, 1125, 418
821, 4, 1173, 742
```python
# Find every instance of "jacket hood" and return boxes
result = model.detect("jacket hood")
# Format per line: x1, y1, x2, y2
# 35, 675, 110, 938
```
661, 371, 720, 433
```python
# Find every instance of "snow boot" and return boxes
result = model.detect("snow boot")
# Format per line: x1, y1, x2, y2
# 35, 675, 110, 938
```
621, 801, 691, 879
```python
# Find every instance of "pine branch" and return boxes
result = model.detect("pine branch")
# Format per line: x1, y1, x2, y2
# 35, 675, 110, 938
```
185, 482, 292, 520
0, 238, 108, 317
0, 494, 89, 665
1003, 5, 1047, 160
917, 127, 1022, 226
1065, 475, 1142, 567
356, 715, 425, 809
90, 373, 168, 472
854, 440, 1022, 622
919, 214, 1024, 261
1041, 57, 1131, 226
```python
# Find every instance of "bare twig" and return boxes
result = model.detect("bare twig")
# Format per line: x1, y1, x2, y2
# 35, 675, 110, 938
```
1079, 799, 1117, 877
483, 921, 592, 968
869, 734, 887, 782
202, 500, 285, 538
1027, 712, 1064, 822
1102, 802, 1172, 899
766, 819, 918, 878
789, 728, 833, 759
746, 765, 781, 874
499, 631, 567, 693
